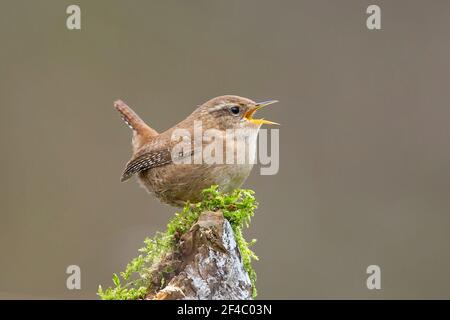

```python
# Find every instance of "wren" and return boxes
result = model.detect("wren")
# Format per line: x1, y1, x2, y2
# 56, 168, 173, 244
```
115, 95, 278, 207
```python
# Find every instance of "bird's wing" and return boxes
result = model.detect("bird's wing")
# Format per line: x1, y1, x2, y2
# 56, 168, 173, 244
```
120, 148, 172, 182
120, 145, 199, 182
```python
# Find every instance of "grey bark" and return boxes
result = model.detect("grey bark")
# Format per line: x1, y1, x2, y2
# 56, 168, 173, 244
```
151, 211, 252, 300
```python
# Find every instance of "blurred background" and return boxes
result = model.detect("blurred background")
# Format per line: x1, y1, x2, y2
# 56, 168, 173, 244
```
1, 0, 450, 299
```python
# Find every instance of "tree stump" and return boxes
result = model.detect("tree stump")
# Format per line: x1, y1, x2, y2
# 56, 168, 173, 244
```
150, 211, 253, 300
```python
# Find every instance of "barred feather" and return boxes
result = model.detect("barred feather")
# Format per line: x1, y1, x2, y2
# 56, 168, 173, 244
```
121, 149, 172, 182
114, 100, 158, 136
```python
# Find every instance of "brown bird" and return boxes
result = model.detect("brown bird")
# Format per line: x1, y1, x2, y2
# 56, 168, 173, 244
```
115, 95, 278, 207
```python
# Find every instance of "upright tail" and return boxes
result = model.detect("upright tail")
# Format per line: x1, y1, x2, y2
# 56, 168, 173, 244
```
114, 99, 158, 151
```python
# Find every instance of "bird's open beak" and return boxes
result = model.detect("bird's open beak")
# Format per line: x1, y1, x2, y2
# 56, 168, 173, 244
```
244, 100, 279, 125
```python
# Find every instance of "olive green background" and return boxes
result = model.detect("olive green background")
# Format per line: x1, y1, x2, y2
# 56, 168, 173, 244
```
1, 0, 450, 299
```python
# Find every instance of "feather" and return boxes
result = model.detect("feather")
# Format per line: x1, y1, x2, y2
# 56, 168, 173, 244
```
121, 149, 172, 182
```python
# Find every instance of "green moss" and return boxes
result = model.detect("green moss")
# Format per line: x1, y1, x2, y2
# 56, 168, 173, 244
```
98, 186, 259, 300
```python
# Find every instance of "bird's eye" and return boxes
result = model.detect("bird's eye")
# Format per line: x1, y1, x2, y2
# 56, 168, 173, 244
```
230, 106, 240, 115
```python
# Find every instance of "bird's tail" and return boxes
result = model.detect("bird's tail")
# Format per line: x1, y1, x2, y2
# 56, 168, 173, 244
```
114, 99, 158, 151
114, 100, 156, 134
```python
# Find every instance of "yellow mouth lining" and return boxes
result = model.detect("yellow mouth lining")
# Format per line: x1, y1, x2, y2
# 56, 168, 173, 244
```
244, 100, 279, 125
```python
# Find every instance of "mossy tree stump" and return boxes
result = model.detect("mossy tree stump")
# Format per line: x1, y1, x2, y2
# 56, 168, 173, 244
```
98, 187, 258, 300
152, 211, 252, 300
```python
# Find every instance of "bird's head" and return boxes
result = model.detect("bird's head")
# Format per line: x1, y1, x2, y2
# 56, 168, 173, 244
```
191, 95, 279, 131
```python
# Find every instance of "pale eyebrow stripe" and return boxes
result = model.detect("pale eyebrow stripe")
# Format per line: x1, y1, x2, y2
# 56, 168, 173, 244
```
209, 103, 228, 112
